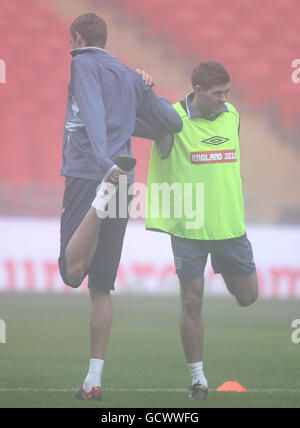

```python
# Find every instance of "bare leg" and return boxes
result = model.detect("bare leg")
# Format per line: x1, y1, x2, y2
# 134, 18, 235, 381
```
179, 278, 205, 363
89, 288, 113, 359
78, 288, 113, 395
65, 206, 102, 287
223, 272, 259, 307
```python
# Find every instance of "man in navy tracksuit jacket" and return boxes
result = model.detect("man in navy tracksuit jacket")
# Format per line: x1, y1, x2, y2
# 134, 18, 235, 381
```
58, 13, 182, 401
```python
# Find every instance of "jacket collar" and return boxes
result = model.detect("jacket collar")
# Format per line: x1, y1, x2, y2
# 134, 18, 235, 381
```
70, 46, 111, 57
185, 91, 229, 121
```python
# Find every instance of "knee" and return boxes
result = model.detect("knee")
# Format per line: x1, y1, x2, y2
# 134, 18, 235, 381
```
181, 284, 204, 318
237, 289, 258, 307
59, 256, 85, 289
66, 264, 85, 288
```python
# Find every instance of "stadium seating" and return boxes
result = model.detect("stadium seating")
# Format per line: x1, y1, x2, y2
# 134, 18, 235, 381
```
0, 0, 71, 214
118, 0, 300, 128
0, 0, 69, 185
0, 0, 299, 222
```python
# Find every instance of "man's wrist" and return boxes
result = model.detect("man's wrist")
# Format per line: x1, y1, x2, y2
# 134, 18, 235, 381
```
103, 164, 118, 182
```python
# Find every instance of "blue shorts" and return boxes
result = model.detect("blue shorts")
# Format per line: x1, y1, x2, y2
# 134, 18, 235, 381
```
58, 177, 131, 290
171, 234, 256, 280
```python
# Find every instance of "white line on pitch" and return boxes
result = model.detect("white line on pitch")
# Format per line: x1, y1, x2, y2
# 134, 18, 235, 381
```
0, 387, 300, 394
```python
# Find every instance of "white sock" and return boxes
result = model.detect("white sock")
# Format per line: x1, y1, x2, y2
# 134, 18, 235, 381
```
92, 181, 117, 213
188, 361, 208, 387
83, 359, 104, 392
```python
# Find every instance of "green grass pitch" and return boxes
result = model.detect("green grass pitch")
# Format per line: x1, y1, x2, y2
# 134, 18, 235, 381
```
0, 293, 300, 408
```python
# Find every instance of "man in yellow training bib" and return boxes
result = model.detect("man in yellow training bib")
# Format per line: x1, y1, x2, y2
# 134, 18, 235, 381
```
146, 62, 259, 401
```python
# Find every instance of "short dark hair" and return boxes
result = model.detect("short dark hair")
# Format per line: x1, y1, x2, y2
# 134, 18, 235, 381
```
70, 13, 107, 48
191, 62, 230, 90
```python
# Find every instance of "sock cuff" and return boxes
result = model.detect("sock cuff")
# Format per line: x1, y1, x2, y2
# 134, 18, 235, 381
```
89, 359, 104, 373
188, 361, 203, 370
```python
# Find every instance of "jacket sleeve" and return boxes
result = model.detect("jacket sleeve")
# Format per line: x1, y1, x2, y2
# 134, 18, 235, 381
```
72, 56, 114, 173
133, 89, 183, 140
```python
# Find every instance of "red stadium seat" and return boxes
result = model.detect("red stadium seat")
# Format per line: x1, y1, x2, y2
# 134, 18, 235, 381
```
276, 82, 300, 126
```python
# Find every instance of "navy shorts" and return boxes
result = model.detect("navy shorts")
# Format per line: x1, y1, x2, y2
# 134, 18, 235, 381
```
171, 234, 256, 280
58, 177, 131, 290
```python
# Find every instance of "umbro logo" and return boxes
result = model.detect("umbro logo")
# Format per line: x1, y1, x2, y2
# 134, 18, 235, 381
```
201, 136, 230, 146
